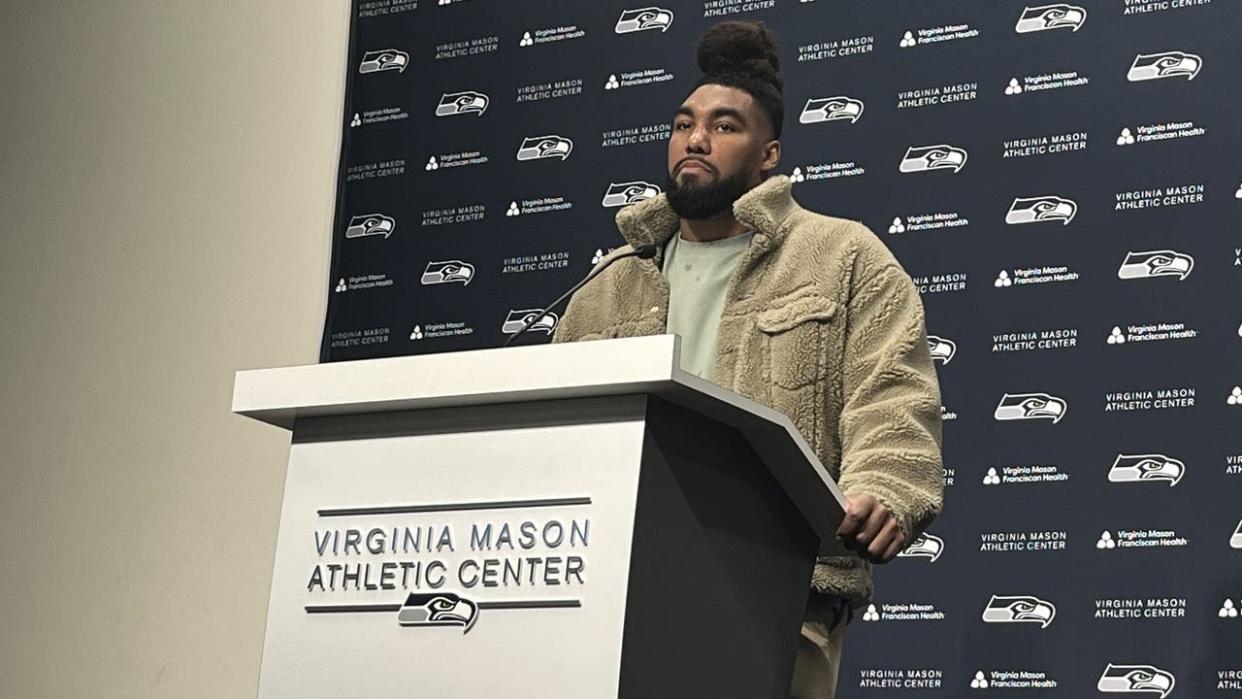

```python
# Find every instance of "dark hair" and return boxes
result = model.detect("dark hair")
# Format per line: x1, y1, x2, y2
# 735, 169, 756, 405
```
694, 21, 784, 139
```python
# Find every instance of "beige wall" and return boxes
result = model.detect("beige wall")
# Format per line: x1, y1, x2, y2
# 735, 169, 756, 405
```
0, 3, 348, 696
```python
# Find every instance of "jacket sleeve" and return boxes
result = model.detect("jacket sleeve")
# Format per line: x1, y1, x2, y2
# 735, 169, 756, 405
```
835, 260, 944, 542
553, 248, 629, 344
551, 289, 588, 344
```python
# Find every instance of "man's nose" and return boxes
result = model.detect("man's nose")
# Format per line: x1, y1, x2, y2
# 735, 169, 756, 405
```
685, 125, 710, 153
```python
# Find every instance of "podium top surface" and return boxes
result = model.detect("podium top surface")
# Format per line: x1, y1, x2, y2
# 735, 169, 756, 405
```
235, 335, 728, 428
233, 335, 848, 547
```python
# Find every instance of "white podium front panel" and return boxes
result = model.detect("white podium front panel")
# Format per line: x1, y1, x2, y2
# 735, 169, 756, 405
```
233, 335, 847, 555
258, 398, 648, 698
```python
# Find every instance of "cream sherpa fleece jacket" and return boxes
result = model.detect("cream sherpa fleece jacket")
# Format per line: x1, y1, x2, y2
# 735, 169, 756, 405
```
552, 175, 943, 607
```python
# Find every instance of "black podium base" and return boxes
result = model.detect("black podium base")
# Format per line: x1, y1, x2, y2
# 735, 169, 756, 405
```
619, 397, 819, 698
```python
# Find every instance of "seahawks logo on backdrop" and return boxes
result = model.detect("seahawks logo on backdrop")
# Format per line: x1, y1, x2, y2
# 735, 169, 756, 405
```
1117, 250, 1195, 281
359, 49, 409, 74
502, 309, 560, 335
1232, 520, 1242, 549
397, 592, 479, 634
615, 7, 674, 34
1015, 4, 1087, 33
982, 595, 1056, 628
602, 181, 662, 207
899, 145, 968, 174
926, 335, 957, 365
799, 97, 865, 125
345, 214, 396, 239
994, 393, 1067, 423
436, 91, 489, 117
420, 260, 475, 286
1108, 454, 1185, 487
1006, 196, 1077, 226
516, 135, 574, 161
1097, 664, 1175, 697
1127, 51, 1202, 82
897, 533, 944, 562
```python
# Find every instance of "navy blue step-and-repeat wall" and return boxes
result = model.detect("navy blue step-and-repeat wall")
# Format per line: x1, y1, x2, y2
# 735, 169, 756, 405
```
322, 0, 1241, 694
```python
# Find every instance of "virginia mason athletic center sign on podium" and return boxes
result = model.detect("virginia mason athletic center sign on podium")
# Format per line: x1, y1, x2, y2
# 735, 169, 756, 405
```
234, 336, 849, 697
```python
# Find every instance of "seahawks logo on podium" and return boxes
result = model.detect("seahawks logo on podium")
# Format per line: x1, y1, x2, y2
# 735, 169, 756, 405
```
1097, 664, 1175, 697
436, 91, 490, 117
1128, 51, 1201, 82
897, 533, 944, 562
345, 214, 396, 239
397, 592, 479, 634
1015, 4, 1087, 33
516, 135, 574, 161
602, 181, 662, 207
982, 595, 1056, 628
1117, 250, 1194, 281
615, 7, 674, 34
421, 260, 475, 286
899, 145, 968, 174
1108, 454, 1185, 487
799, 97, 864, 125
359, 49, 409, 74
502, 309, 560, 335
926, 336, 956, 365
1005, 196, 1077, 226
994, 393, 1067, 423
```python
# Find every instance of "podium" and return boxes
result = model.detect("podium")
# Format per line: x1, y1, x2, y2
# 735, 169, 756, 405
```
233, 334, 847, 698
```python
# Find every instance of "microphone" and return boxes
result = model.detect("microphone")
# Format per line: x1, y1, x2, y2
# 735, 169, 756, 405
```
502, 243, 658, 347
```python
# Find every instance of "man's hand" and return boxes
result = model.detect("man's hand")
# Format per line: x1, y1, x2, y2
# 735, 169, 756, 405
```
837, 495, 906, 564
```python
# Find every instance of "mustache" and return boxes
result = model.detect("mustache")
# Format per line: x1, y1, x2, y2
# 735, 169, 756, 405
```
673, 157, 718, 176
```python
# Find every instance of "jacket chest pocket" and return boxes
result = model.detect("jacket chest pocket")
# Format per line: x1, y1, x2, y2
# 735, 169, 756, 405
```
755, 295, 837, 390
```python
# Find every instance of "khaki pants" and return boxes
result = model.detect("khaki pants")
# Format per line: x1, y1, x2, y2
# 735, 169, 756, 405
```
789, 597, 849, 699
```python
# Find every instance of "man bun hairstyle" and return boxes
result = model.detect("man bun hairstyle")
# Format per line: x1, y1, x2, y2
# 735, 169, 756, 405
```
694, 21, 784, 139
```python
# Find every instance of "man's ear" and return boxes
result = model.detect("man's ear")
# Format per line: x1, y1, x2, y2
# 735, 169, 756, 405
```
760, 139, 781, 175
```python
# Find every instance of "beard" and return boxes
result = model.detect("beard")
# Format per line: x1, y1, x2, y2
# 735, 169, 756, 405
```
664, 163, 752, 220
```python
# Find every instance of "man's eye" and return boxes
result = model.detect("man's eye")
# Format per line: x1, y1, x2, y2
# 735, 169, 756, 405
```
674, 122, 692, 130
716, 123, 736, 132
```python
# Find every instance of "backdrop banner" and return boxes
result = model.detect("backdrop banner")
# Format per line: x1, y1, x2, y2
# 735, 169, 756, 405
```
322, 0, 1242, 694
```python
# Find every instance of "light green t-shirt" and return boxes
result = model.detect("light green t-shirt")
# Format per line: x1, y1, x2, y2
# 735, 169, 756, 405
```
660, 230, 754, 382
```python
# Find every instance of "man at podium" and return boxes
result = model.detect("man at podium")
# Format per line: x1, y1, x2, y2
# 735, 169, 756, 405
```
552, 20, 944, 699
